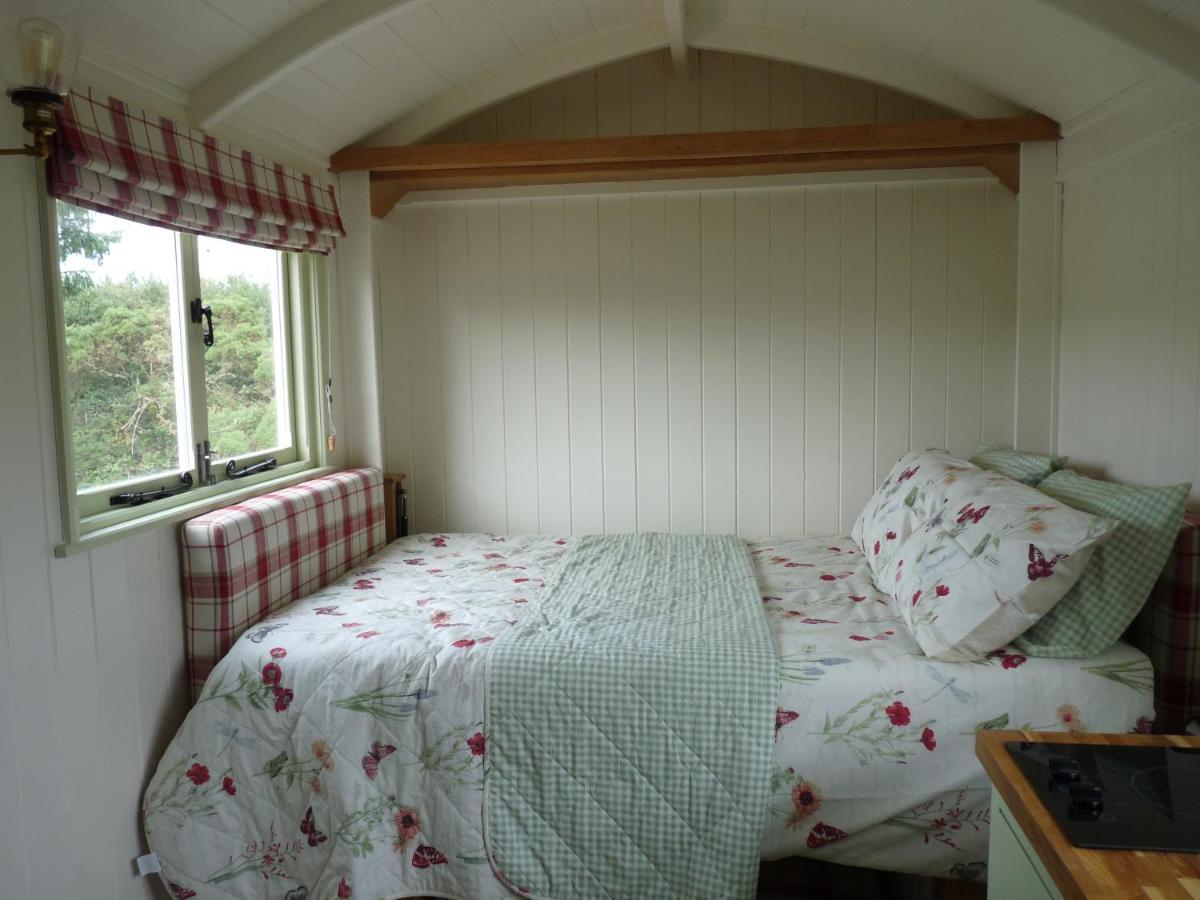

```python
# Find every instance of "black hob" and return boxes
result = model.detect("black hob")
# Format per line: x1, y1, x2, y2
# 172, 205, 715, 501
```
1005, 741, 1200, 853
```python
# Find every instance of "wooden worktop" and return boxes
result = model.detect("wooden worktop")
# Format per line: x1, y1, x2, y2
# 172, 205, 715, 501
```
976, 730, 1200, 900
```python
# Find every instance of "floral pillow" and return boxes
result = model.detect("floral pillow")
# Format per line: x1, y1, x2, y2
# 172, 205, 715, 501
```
876, 463, 1117, 661
852, 448, 979, 578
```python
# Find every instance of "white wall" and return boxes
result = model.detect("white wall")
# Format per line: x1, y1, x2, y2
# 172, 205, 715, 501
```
0, 129, 187, 900
432, 48, 951, 143
0, 65, 368, 900
1057, 120, 1200, 506
378, 177, 1019, 537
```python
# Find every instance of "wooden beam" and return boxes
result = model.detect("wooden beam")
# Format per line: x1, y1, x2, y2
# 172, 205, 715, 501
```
189, 0, 422, 129
334, 116, 1059, 172
664, 0, 689, 78
368, 145, 1023, 216
1033, 0, 1200, 87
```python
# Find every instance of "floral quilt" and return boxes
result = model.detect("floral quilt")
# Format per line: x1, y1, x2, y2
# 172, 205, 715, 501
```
145, 533, 1155, 899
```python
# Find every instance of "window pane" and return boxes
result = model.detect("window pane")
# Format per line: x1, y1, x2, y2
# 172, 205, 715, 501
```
57, 203, 184, 491
197, 236, 291, 460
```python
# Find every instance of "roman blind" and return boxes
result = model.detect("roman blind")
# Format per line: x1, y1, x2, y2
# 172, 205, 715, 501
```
47, 88, 345, 254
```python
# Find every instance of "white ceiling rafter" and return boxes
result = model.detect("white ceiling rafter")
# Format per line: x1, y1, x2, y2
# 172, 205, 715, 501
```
360, 12, 1019, 148
189, 0, 426, 130
364, 18, 672, 146
664, 0, 689, 77
1033, 0, 1200, 86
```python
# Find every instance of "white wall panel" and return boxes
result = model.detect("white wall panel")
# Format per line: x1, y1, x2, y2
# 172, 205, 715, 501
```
1058, 124, 1200, 507
433, 48, 952, 142
381, 178, 1019, 536
0, 132, 190, 900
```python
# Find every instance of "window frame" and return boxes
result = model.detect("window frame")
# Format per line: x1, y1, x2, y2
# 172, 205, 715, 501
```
41, 194, 331, 549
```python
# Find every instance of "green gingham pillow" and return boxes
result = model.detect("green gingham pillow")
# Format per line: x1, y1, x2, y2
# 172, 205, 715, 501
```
1015, 471, 1192, 658
969, 444, 1066, 486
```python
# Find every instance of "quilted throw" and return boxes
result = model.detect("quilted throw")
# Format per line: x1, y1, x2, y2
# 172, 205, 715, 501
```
485, 534, 778, 900
144, 534, 1153, 900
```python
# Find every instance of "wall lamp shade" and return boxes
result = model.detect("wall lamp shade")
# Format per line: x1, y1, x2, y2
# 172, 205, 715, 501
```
0, 0, 83, 158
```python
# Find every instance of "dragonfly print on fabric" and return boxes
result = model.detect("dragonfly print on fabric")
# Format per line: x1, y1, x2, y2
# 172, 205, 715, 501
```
921, 665, 972, 704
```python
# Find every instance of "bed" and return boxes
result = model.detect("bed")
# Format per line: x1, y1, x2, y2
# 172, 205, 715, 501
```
144, 469, 1155, 900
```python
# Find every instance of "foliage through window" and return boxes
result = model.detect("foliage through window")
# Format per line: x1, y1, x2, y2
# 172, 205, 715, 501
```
52, 201, 319, 534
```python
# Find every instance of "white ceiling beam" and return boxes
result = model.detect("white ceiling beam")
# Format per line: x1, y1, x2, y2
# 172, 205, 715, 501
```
687, 16, 1021, 119
1033, 0, 1200, 86
189, 0, 423, 130
364, 19, 671, 146
664, 0, 689, 78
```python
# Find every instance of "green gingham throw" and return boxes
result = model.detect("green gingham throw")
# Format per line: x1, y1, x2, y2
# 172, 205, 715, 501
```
485, 533, 778, 900
1016, 470, 1192, 658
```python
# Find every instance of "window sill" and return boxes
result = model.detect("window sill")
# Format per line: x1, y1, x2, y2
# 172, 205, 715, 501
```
54, 464, 337, 558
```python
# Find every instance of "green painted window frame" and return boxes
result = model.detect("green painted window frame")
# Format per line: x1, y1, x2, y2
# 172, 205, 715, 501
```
40, 191, 333, 555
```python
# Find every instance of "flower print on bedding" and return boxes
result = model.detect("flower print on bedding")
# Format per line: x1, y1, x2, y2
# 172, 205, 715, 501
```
851, 449, 979, 577
876, 457, 1117, 661
146, 532, 1154, 895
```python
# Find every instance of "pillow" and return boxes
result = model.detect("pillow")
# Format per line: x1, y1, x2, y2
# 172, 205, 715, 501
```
852, 448, 979, 577
1014, 471, 1192, 659
969, 444, 1066, 486
872, 453, 1117, 661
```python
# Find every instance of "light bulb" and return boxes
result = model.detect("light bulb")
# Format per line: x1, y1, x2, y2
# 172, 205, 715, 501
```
16, 17, 64, 91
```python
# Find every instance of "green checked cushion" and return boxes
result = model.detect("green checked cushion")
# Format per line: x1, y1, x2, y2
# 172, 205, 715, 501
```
1015, 471, 1192, 658
970, 444, 1066, 486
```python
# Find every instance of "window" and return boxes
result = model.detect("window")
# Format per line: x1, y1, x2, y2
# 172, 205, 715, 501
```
49, 201, 327, 541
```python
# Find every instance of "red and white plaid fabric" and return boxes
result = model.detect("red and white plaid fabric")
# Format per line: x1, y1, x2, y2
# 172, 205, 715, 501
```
181, 468, 385, 701
1126, 512, 1200, 733
48, 88, 345, 254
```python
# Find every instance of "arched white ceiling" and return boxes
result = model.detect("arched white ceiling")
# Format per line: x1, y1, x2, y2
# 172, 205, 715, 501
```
68, 0, 1200, 158
362, 14, 1021, 147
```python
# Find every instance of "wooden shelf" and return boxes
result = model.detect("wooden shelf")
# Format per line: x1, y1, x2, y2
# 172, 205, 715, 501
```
976, 730, 1200, 900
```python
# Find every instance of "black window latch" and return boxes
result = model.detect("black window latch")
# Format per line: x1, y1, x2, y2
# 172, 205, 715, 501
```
109, 471, 193, 507
225, 456, 277, 479
190, 297, 214, 348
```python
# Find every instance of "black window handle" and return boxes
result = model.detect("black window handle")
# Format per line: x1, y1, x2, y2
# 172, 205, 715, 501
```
190, 297, 214, 348
225, 456, 277, 479
109, 471, 193, 507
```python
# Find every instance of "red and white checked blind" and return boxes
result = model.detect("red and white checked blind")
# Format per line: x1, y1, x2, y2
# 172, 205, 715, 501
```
48, 88, 345, 254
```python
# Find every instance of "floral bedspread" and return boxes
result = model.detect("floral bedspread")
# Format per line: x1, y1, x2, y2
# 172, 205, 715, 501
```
145, 534, 1155, 899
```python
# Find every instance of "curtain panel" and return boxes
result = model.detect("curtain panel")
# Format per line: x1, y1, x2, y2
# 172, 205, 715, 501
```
48, 88, 345, 254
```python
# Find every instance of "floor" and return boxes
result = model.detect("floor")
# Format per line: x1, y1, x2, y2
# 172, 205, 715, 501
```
756, 858, 987, 899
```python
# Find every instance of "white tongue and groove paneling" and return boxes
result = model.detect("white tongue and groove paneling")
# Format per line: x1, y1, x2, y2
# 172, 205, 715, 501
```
432, 48, 951, 141
1057, 123, 1200, 507
378, 178, 1020, 537
0, 130, 190, 900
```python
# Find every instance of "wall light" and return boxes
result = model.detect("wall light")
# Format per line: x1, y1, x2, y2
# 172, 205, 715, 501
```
0, 1, 83, 159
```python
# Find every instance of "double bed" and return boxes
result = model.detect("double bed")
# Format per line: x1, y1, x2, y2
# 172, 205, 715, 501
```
146, 484, 1154, 899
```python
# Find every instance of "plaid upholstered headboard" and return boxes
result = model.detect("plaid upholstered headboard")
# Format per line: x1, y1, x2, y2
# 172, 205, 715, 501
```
180, 467, 386, 701
1126, 512, 1200, 733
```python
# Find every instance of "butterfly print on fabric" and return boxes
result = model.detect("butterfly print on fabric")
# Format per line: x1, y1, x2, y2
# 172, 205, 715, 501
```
1027, 544, 1066, 581
807, 822, 849, 848
361, 740, 397, 780
299, 807, 327, 847
411, 844, 448, 869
